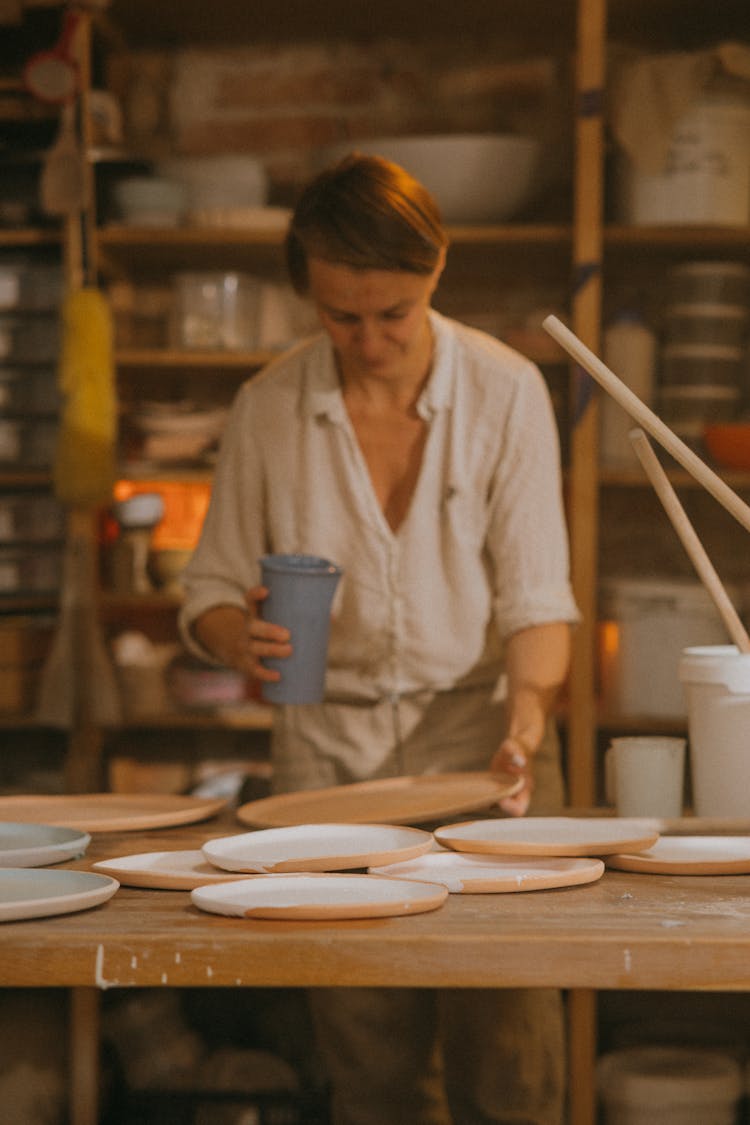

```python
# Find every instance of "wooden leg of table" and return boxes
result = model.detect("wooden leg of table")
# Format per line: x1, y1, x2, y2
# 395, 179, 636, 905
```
69, 987, 100, 1125
567, 988, 597, 1125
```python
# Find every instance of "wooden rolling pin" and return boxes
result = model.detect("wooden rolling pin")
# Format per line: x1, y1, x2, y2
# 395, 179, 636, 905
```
629, 428, 750, 654
543, 314, 750, 535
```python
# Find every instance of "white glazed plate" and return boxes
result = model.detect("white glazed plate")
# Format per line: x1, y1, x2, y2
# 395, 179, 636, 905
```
434, 817, 660, 857
93, 850, 259, 890
0, 821, 91, 867
368, 851, 605, 892
0, 869, 119, 922
191, 872, 448, 920
203, 823, 434, 874
607, 836, 750, 875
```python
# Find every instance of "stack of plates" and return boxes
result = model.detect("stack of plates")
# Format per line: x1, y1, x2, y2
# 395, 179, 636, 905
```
0, 820, 119, 922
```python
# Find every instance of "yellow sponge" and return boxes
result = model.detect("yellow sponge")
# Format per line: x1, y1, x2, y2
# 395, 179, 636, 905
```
53, 287, 118, 507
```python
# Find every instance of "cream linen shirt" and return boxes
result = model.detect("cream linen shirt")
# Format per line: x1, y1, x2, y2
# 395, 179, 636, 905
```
179, 310, 579, 706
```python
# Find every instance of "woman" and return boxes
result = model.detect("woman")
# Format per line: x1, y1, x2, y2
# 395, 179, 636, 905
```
180, 153, 579, 1125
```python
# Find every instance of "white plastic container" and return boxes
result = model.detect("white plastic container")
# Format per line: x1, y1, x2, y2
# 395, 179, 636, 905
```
618, 94, 750, 226
598, 1045, 742, 1125
679, 645, 750, 816
600, 312, 656, 468
600, 579, 733, 719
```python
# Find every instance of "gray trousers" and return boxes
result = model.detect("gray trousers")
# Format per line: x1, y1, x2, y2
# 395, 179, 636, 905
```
272, 686, 566, 1125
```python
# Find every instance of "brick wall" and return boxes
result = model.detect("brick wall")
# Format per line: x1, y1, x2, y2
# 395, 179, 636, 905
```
105, 38, 571, 201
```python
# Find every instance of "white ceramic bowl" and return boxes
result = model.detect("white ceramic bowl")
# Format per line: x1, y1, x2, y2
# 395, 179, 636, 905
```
320, 133, 541, 223
159, 155, 269, 211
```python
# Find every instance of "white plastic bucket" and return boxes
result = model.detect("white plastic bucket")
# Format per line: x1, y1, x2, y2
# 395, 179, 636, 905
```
600, 580, 733, 719
679, 645, 750, 817
618, 95, 750, 226
598, 1045, 742, 1125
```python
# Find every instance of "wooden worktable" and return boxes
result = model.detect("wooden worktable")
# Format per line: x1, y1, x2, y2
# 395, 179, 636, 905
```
2, 817, 750, 992
3, 814, 750, 1125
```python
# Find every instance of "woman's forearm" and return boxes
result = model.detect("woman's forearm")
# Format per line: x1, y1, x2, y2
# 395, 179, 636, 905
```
503, 621, 571, 751
192, 604, 252, 673
492, 621, 571, 816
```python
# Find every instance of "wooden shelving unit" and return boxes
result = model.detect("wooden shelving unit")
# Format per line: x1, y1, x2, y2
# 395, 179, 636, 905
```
4, 2, 750, 1121
7, 0, 746, 827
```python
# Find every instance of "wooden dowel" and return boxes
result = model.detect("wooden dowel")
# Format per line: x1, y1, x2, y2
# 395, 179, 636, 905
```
542, 314, 750, 535
629, 428, 750, 654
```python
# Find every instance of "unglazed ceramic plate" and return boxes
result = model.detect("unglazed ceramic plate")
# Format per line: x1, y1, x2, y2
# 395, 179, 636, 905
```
236, 772, 523, 828
191, 873, 448, 920
368, 851, 605, 892
0, 794, 226, 833
92, 850, 257, 890
434, 817, 660, 857
0, 822, 91, 868
0, 869, 119, 922
607, 836, 750, 875
203, 823, 434, 874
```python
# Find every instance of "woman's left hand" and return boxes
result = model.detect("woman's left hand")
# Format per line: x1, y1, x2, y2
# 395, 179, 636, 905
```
490, 737, 534, 817
491, 622, 571, 817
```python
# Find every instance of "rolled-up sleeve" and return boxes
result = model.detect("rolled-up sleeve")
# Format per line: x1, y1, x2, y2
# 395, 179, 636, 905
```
178, 380, 267, 658
486, 358, 580, 640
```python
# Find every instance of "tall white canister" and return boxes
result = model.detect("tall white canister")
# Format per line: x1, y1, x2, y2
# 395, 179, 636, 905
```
679, 645, 750, 816
600, 311, 656, 469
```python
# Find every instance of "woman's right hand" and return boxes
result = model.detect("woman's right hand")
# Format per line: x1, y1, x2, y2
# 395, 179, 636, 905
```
192, 588, 292, 685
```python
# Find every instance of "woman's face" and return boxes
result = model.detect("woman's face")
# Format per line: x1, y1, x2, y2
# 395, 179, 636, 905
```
306, 255, 444, 385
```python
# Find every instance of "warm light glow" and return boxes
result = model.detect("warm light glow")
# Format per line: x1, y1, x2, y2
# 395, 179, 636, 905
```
115, 480, 211, 550
598, 619, 620, 704
600, 620, 619, 656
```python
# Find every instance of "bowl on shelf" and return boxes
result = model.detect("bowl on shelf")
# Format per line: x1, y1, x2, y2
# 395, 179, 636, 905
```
166, 653, 248, 710
318, 133, 541, 223
113, 176, 187, 228
703, 422, 750, 471
158, 155, 269, 216
129, 403, 230, 463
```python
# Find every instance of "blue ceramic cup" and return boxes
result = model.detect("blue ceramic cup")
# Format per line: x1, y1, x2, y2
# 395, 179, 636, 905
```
259, 553, 343, 704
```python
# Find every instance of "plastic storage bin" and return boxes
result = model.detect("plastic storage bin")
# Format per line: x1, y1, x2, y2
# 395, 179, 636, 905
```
659, 385, 739, 424
0, 367, 59, 414
598, 1045, 742, 1125
664, 304, 749, 349
0, 314, 59, 363
0, 262, 62, 312
599, 578, 735, 719
659, 385, 739, 452
660, 344, 745, 389
667, 261, 750, 306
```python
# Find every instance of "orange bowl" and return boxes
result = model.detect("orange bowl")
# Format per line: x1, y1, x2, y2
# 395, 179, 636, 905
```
704, 423, 750, 471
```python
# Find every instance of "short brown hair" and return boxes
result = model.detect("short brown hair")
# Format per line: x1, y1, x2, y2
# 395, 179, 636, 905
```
285, 153, 448, 294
